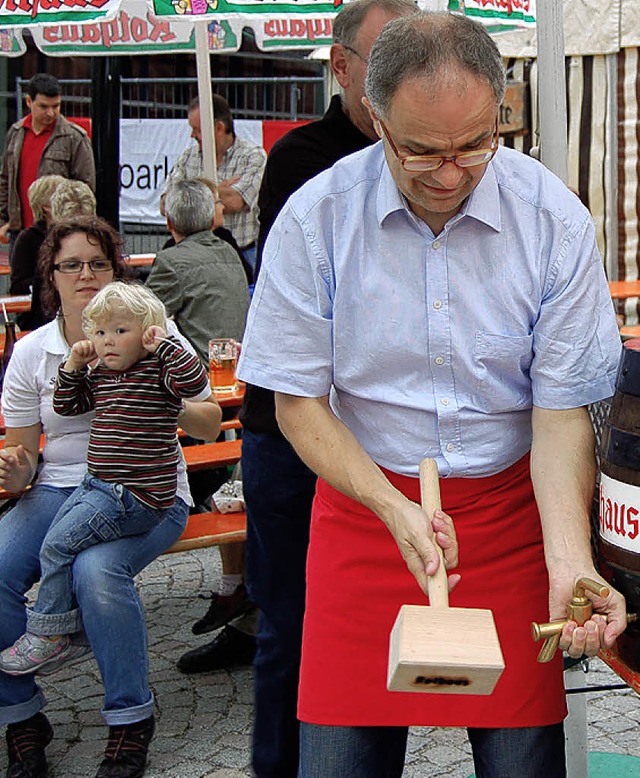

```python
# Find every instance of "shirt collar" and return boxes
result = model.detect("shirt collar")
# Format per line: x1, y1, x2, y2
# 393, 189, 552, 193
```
461, 155, 501, 232
220, 135, 237, 163
42, 316, 71, 356
375, 143, 503, 233
22, 113, 55, 137
375, 143, 409, 225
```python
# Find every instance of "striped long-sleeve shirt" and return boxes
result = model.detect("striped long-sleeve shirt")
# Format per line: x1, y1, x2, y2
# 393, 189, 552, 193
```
53, 337, 209, 509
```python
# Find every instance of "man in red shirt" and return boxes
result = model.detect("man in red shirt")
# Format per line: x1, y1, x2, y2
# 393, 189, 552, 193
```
0, 74, 95, 255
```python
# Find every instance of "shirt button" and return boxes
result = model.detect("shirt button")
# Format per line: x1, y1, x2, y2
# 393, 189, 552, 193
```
435, 356, 445, 365
446, 443, 455, 452
441, 398, 449, 406
433, 299, 442, 310
433, 240, 441, 249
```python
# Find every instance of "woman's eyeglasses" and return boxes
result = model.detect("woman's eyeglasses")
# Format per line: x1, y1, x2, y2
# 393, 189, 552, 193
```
53, 259, 113, 274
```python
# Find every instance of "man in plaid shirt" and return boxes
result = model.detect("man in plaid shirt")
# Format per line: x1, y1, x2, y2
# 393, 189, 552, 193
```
166, 94, 266, 273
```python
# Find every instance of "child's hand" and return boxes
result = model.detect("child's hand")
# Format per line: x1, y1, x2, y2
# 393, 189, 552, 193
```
142, 325, 167, 353
65, 340, 96, 371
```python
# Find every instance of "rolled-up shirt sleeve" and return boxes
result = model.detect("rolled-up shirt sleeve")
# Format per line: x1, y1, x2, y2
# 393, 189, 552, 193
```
237, 202, 334, 397
530, 215, 621, 408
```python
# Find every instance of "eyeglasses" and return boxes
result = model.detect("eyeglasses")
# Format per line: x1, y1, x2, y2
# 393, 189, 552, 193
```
53, 259, 113, 274
342, 44, 368, 65
378, 119, 500, 172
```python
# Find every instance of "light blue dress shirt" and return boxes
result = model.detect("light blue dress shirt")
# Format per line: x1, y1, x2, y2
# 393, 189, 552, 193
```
238, 143, 621, 478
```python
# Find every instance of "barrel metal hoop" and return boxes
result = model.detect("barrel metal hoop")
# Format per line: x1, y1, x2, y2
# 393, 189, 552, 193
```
617, 350, 640, 397
605, 427, 640, 470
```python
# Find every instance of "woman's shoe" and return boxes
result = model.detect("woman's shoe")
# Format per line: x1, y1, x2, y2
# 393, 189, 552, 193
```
94, 716, 155, 778
5, 711, 53, 778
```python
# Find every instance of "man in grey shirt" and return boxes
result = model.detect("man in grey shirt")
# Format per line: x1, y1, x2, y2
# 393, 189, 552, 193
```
147, 178, 249, 365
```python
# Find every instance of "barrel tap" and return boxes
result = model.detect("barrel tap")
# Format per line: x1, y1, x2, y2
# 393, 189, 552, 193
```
532, 578, 611, 663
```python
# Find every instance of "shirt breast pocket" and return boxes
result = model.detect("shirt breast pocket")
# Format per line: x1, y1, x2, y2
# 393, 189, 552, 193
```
472, 331, 533, 413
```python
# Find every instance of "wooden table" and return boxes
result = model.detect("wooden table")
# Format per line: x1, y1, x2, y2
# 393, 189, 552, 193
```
126, 254, 155, 268
0, 295, 31, 314
214, 383, 245, 408
0, 330, 28, 357
182, 438, 241, 472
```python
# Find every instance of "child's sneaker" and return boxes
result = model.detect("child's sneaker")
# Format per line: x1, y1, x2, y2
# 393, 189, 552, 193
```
36, 641, 93, 676
0, 633, 72, 675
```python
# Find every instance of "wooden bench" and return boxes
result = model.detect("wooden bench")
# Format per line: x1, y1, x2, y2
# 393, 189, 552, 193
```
165, 510, 246, 553
620, 325, 640, 341
170, 438, 244, 550
610, 280, 640, 299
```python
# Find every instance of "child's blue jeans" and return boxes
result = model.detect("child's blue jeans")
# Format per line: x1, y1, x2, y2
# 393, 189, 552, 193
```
27, 473, 171, 636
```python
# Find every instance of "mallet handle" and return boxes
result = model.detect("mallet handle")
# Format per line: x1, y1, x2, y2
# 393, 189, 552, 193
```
419, 458, 449, 608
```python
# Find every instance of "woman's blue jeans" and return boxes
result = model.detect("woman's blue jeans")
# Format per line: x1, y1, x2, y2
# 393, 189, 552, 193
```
0, 484, 187, 727
299, 722, 566, 778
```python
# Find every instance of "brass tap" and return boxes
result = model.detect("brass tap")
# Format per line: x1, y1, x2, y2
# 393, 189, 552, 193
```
532, 577, 610, 663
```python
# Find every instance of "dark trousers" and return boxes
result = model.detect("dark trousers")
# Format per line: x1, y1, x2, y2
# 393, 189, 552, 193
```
242, 429, 317, 778
299, 722, 567, 778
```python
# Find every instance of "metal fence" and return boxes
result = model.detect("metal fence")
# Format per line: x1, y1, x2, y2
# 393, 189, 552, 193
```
12, 75, 326, 253
15, 75, 326, 121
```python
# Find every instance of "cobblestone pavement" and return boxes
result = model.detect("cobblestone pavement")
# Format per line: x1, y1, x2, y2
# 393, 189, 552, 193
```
1, 547, 639, 778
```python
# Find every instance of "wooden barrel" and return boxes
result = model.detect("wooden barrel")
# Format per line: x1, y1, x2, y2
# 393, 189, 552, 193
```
599, 338, 640, 669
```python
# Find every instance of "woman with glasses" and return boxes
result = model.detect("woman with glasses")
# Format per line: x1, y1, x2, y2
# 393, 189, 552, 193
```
0, 216, 221, 778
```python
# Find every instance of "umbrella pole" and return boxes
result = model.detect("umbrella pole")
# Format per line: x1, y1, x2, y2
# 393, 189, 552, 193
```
195, 20, 218, 184
535, 0, 568, 184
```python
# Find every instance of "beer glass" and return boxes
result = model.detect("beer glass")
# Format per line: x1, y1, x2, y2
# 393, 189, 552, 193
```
208, 338, 238, 393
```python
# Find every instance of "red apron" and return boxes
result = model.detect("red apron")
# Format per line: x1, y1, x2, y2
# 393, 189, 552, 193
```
298, 455, 567, 727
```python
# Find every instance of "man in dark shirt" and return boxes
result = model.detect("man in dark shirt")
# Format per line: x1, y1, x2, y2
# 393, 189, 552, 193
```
235, 1, 418, 775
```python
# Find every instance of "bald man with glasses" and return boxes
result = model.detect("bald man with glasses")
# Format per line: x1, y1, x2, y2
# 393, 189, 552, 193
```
239, 11, 625, 778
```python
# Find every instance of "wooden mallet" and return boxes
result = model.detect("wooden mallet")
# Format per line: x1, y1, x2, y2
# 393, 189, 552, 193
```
387, 458, 505, 694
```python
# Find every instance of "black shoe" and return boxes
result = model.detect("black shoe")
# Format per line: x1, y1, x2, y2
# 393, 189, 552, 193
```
177, 625, 256, 674
5, 712, 53, 778
94, 716, 155, 778
192, 584, 254, 635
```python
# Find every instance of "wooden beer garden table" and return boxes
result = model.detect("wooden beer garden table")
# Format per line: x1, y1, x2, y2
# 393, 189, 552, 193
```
214, 383, 245, 408
0, 295, 31, 314
126, 254, 156, 268
0, 329, 28, 358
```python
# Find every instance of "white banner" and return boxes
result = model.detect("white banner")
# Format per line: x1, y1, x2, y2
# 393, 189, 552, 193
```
119, 117, 264, 224
120, 118, 190, 224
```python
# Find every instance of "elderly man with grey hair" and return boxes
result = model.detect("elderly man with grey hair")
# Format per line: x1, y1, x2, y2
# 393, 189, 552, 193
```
146, 178, 249, 366
238, 10, 625, 778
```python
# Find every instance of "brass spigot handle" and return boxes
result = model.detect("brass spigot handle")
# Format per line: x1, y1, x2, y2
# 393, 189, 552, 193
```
537, 633, 561, 663
531, 619, 567, 641
574, 577, 610, 600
